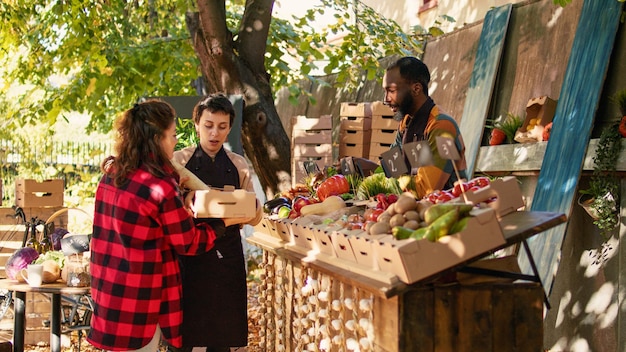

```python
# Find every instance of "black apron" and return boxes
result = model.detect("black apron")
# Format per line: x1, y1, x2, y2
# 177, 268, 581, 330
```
179, 146, 248, 348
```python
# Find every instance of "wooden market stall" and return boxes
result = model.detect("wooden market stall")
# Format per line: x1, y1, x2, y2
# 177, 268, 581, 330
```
248, 192, 566, 352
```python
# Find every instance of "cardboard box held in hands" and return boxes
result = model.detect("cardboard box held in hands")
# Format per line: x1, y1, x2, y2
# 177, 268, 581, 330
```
194, 186, 257, 218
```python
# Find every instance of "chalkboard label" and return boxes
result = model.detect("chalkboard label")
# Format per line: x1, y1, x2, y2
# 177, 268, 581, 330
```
61, 234, 90, 255
436, 136, 461, 160
302, 160, 321, 174
403, 141, 433, 168
380, 146, 409, 178
340, 157, 356, 175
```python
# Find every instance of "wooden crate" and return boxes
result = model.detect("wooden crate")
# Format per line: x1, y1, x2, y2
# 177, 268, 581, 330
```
15, 179, 64, 208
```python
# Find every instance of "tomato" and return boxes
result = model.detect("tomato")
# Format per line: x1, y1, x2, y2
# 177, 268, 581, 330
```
543, 122, 553, 141
316, 174, 350, 201
469, 176, 490, 188
489, 128, 506, 145
451, 182, 470, 197
619, 116, 626, 138
435, 190, 454, 204
425, 190, 441, 204
468, 185, 481, 192
364, 208, 385, 222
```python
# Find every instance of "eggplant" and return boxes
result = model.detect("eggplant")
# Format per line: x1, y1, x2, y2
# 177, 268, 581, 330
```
263, 197, 290, 214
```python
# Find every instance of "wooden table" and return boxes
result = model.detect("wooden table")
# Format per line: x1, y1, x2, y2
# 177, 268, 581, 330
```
0, 280, 90, 352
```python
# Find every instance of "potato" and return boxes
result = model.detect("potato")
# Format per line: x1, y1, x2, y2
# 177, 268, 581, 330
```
377, 213, 391, 224
403, 210, 420, 222
368, 221, 391, 235
389, 214, 406, 227
403, 220, 420, 230
394, 195, 417, 214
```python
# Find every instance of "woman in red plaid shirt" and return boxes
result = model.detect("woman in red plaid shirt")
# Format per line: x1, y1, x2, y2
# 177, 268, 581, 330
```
88, 99, 249, 351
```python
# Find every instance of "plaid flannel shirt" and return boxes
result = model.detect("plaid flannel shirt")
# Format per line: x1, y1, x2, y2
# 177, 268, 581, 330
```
87, 166, 221, 350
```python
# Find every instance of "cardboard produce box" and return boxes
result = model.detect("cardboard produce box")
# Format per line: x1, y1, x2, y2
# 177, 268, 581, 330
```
368, 142, 393, 160
375, 207, 505, 284
330, 228, 364, 263
292, 129, 333, 144
194, 186, 257, 218
370, 129, 396, 144
15, 179, 64, 207
514, 96, 557, 143
292, 143, 333, 157
339, 129, 371, 144
349, 233, 386, 270
339, 142, 370, 158
291, 115, 332, 130
339, 116, 372, 131
457, 175, 525, 218
313, 225, 342, 257
289, 218, 321, 250
340, 102, 372, 118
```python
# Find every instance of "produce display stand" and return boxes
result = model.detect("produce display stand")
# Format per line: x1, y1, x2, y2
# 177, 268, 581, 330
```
247, 210, 566, 351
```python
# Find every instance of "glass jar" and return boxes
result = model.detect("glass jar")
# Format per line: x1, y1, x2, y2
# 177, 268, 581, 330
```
65, 254, 90, 287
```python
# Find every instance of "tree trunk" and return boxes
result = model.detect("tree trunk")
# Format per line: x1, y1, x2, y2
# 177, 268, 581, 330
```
187, 0, 292, 198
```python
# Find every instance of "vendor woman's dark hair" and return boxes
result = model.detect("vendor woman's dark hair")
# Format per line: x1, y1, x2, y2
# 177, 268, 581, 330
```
101, 99, 177, 186
192, 93, 236, 126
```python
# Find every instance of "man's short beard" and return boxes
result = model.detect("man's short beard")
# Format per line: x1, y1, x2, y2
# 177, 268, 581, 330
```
398, 93, 415, 116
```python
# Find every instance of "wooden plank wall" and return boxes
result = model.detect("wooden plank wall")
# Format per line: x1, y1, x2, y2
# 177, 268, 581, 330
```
518, 0, 623, 296
457, 4, 513, 176
422, 22, 482, 123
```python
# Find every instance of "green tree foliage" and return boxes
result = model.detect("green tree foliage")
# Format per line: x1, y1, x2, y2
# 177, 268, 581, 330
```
1, 0, 198, 133
1, 1, 426, 134
1, 0, 435, 194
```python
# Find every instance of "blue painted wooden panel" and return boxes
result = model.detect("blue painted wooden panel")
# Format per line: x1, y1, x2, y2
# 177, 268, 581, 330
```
459, 4, 512, 177
518, 0, 623, 297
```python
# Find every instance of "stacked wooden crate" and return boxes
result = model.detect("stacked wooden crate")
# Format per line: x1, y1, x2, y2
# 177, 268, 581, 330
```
369, 101, 397, 160
0, 179, 67, 345
291, 115, 333, 185
339, 102, 372, 159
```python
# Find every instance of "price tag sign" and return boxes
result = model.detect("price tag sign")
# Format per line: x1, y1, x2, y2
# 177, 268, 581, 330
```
380, 146, 409, 178
61, 234, 90, 256
403, 141, 433, 169
436, 136, 461, 160
302, 160, 321, 174
340, 157, 356, 175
